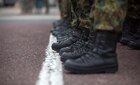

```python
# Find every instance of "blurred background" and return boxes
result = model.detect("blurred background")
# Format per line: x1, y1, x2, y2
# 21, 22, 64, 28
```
0, 0, 59, 16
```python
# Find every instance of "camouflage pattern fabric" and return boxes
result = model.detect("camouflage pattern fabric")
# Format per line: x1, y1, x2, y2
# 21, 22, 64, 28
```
71, 0, 94, 29
92, 0, 127, 32
70, 0, 127, 32
70, 0, 79, 27
61, 0, 72, 21
127, 0, 140, 19
56, 0, 73, 22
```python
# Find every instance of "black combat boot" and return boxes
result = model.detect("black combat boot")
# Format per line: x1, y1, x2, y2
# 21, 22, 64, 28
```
55, 27, 74, 42
128, 23, 140, 50
128, 39, 140, 49
52, 29, 89, 52
55, 26, 85, 42
60, 31, 96, 62
120, 18, 136, 45
60, 42, 88, 62
53, 27, 81, 42
64, 31, 118, 74
58, 29, 90, 55
51, 21, 71, 37
59, 39, 86, 55
51, 26, 70, 37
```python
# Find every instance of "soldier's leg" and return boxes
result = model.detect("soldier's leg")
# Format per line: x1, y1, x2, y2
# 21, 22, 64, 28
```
127, 0, 140, 19
127, 0, 140, 49
53, 0, 72, 27
52, 0, 72, 35
62, 0, 73, 22
76, 0, 94, 29
52, 0, 90, 52
120, 0, 138, 45
58, 0, 64, 18
70, 0, 79, 27
52, 0, 64, 28
55, 0, 78, 26
20, 0, 34, 14
92, 0, 127, 32
60, 0, 94, 62
64, 0, 128, 73
52, 0, 77, 44
44, 0, 49, 13
127, 0, 140, 33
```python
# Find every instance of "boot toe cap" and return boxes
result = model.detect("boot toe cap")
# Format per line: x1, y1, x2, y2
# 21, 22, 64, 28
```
52, 43, 61, 52
128, 41, 140, 49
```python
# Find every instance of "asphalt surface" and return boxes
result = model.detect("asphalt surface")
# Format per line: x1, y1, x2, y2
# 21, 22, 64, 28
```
0, 21, 52, 85
0, 20, 140, 85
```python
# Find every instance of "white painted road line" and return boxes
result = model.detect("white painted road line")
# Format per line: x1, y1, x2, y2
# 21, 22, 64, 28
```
36, 34, 64, 85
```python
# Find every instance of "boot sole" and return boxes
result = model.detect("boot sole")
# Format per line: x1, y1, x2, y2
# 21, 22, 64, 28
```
128, 44, 140, 50
64, 64, 118, 74
61, 55, 83, 63
120, 40, 129, 45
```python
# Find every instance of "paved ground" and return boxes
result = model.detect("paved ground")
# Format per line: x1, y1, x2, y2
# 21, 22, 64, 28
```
0, 21, 52, 85
0, 19, 140, 85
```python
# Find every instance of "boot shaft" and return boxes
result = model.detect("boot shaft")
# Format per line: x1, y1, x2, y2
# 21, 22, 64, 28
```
93, 31, 118, 56
87, 31, 97, 48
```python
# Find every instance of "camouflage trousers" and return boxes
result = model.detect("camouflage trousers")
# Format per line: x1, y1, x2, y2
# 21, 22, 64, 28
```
62, 0, 72, 21
127, 0, 140, 19
58, 0, 72, 22
71, 0, 127, 32
58, 0, 63, 18
70, 0, 93, 28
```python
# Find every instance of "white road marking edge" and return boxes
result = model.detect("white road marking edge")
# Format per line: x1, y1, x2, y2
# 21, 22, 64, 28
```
36, 34, 64, 85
